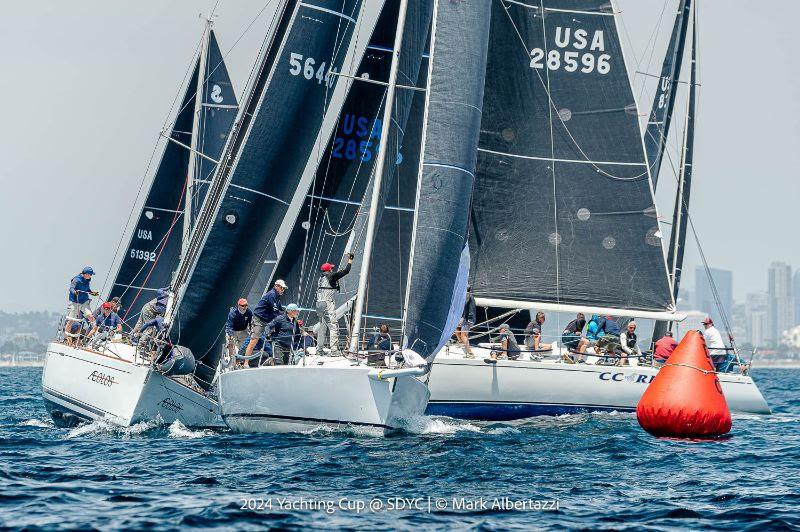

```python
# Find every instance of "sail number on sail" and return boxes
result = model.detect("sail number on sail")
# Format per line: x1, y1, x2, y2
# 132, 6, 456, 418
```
529, 27, 611, 74
331, 114, 382, 162
288, 53, 338, 87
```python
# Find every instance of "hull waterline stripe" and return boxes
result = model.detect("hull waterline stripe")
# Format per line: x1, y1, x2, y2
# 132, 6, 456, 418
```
223, 412, 389, 429
43, 387, 111, 418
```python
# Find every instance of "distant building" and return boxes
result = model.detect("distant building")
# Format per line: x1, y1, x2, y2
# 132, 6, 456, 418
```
695, 267, 733, 326
746, 292, 769, 348
768, 262, 794, 345
794, 270, 800, 328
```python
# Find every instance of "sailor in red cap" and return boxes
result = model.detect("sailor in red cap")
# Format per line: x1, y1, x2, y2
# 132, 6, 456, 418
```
88, 300, 122, 340
226, 298, 253, 361
316, 252, 354, 356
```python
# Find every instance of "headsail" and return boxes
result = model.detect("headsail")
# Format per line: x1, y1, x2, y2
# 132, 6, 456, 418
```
189, 29, 239, 229
468, 0, 674, 315
108, 28, 238, 325
644, 0, 691, 190
169, 0, 381, 385
402, 0, 492, 359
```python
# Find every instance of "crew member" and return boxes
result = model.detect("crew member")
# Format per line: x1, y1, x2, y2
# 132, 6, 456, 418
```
619, 321, 641, 366
455, 286, 476, 358
561, 313, 586, 352
702, 316, 728, 367
267, 303, 302, 365
65, 266, 98, 340
245, 280, 288, 363
366, 324, 392, 352
654, 330, 678, 365
88, 302, 122, 338
316, 254, 353, 357
488, 323, 521, 362
132, 288, 169, 334
226, 298, 253, 359
524, 311, 551, 351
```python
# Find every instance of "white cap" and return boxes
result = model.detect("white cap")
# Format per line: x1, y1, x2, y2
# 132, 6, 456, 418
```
275, 279, 288, 289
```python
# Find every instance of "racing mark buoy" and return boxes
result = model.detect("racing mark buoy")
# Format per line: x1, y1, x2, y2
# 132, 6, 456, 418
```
636, 330, 731, 438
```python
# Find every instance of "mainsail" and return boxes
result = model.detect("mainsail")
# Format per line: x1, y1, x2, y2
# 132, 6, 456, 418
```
402, 0, 492, 359
468, 0, 674, 315
643, 0, 691, 190
169, 0, 382, 385
108, 28, 237, 325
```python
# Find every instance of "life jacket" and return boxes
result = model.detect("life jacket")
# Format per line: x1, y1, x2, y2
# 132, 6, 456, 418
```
625, 331, 638, 348
317, 273, 337, 302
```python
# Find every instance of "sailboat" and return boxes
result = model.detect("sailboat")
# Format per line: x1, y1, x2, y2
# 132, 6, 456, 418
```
423, 0, 771, 419
42, 20, 238, 428
216, 0, 494, 433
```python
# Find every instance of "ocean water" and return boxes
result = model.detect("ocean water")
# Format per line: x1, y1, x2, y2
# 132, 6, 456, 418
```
1, 368, 797, 530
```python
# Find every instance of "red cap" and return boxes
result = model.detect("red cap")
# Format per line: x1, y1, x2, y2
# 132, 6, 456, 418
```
101, 302, 112, 310
237, 298, 248, 306
702, 316, 713, 325
321, 263, 334, 272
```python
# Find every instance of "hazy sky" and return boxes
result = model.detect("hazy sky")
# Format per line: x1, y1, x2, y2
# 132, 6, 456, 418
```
1, 0, 798, 312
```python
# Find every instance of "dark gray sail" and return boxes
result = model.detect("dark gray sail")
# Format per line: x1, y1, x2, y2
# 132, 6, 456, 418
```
190, 30, 239, 227
403, 0, 492, 359
644, 0, 691, 190
107, 62, 199, 325
336, 0, 433, 331
469, 0, 674, 313
170, 0, 374, 385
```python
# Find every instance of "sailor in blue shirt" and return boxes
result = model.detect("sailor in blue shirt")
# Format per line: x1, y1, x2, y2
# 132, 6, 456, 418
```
88, 302, 122, 339
65, 266, 98, 344
245, 279, 288, 362
267, 303, 302, 365
226, 298, 253, 359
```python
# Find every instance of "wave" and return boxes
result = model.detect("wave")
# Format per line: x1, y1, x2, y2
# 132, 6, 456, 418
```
18, 418, 53, 428
168, 420, 214, 439
65, 418, 162, 439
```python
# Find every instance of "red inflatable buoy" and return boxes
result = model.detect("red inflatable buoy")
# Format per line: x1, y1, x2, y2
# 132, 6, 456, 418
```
637, 330, 732, 437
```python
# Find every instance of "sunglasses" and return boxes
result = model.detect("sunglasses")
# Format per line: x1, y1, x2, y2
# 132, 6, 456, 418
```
238, 304, 248, 308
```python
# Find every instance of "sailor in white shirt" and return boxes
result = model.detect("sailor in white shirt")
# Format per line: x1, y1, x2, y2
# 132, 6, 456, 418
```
701, 316, 727, 366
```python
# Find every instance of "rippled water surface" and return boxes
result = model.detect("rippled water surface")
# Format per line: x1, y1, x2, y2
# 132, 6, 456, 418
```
1, 367, 798, 530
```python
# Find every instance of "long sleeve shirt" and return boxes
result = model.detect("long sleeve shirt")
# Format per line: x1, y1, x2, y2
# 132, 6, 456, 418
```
254, 288, 283, 322
226, 307, 253, 334
69, 275, 92, 304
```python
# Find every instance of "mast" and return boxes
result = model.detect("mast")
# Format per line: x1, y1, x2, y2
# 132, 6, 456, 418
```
653, 3, 697, 339
348, 0, 410, 353
183, 16, 212, 257
645, 0, 691, 190
666, 5, 697, 326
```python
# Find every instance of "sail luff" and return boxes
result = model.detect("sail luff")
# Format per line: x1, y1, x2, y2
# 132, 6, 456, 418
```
644, 0, 691, 190
348, 0, 411, 353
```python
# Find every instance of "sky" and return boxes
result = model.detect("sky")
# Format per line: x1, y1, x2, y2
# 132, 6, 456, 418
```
0, 0, 798, 313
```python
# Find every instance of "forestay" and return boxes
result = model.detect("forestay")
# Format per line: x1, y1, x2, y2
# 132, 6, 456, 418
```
402, 0, 492, 359
468, 0, 674, 314
170, 0, 378, 385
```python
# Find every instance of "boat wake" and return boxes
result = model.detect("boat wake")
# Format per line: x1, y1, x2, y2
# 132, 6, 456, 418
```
402, 415, 483, 435
65, 418, 162, 439
18, 418, 54, 428
168, 420, 214, 439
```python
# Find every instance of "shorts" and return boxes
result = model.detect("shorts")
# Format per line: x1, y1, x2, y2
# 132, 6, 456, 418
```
561, 333, 580, 349
66, 301, 92, 322
251, 315, 269, 337
458, 318, 474, 330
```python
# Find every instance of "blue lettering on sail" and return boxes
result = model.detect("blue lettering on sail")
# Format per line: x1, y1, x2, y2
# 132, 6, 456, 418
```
331, 114, 384, 162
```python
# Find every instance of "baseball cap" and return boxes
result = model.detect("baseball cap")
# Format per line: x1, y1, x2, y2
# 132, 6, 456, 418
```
82, 266, 95, 275
101, 302, 112, 310
237, 298, 248, 306
702, 316, 713, 325
286, 303, 299, 312
499, 323, 510, 331
275, 279, 288, 289
320, 263, 334, 272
